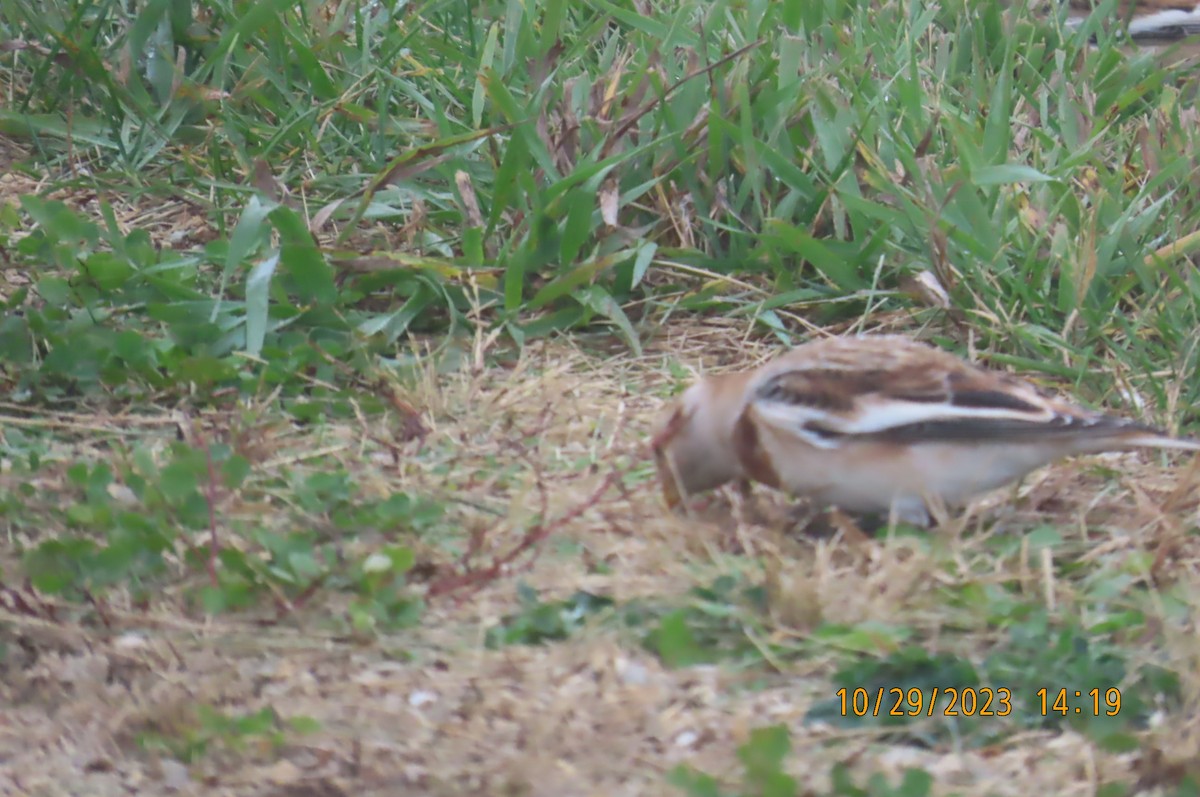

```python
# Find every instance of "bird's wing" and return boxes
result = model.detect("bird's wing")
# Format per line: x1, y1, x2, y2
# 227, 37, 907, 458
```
746, 336, 1171, 449
1126, 5, 1200, 39
1065, 0, 1200, 43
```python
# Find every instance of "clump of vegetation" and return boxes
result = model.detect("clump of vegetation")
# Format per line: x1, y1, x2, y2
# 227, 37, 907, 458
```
670, 724, 935, 797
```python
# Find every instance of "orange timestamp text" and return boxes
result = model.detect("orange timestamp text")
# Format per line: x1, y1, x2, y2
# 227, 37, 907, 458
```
836, 686, 1012, 717
1037, 687, 1122, 716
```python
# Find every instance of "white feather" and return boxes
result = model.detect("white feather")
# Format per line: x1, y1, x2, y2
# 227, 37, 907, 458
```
1064, 5, 1200, 36
1128, 8, 1200, 35
752, 393, 1058, 440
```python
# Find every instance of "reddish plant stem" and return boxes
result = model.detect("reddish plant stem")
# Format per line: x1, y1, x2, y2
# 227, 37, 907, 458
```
427, 422, 680, 598
192, 425, 222, 589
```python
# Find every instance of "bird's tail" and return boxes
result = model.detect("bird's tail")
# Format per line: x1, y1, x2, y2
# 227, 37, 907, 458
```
1120, 432, 1200, 453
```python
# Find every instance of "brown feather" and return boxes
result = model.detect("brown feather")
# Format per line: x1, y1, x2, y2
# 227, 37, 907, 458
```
1067, 0, 1197, 13
753, 335, 1057, 421
733, 407, 782, 489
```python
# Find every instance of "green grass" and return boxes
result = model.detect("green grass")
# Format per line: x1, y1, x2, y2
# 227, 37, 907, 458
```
3, 0, 1200, 403
4, 0, 1200, 793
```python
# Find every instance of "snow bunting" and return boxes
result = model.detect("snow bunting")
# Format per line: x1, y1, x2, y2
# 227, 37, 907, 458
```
1064, 0, 1200, 46
653, 335, 1200, 527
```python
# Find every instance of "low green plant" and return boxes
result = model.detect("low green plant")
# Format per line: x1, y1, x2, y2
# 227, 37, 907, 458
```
640, 575, 769, 668
10, 443, 437, 630
669, 725, 934, 797
137, 705, 320, 763
805, 610, 1180, 748
485, 583, 616, 647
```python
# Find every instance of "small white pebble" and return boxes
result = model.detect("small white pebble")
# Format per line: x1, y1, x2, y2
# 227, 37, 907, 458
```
673, 730, 698, 749
159, 759, 190, 791
114, 632, 148, 650
106, 483, 138, 505
911, 269, 951, 308
58, 653, 108, 685
353, 670, 382, 686
363, 552, 393, 573
878, 746, 927, 770
616, 658, 649, 686
408, 689, 438, 707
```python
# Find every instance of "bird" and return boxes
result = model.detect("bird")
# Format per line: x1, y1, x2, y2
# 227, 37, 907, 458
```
652, 334, 1200, 528
1063, 0, 1200, 48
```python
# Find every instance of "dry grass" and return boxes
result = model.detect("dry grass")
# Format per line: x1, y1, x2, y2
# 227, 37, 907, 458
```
7, 0, 1200, 791
5, 322, 1200, 796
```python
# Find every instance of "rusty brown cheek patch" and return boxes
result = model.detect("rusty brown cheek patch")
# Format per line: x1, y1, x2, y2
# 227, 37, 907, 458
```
651, 405, 689, 509
733, 409, 782, 489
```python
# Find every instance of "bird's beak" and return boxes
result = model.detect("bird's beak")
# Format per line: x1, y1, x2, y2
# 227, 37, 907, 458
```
654, 443, 685, 511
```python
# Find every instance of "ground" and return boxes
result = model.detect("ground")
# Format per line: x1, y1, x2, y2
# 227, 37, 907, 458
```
3, 6, 1200, 781
4, 318, 1200, 797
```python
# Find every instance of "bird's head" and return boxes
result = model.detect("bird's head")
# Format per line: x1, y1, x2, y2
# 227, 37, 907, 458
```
651, 371, 751, 511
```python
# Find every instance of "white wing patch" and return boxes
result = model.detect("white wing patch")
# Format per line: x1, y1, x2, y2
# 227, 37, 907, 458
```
1127, 8, 1200, 36
1064, 4, 1200, 37
750, 382, 1076, 449
827, 395, 1058, 433
750, 399, 843, 449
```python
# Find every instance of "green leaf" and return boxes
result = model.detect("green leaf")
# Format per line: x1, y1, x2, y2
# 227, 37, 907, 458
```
82, 252, 135, 291
527, 259, 607, 310
631, 242, 657, 288
666, 765, 726, 797
287, 551, 323, 580
284, 30, 338, 101
385, 545, 415, 574
575, 285, 641, 354
36, 277, 72, 306
474, 22, 502, 128
272, 207, 337, 305
1093, 731, 1141, 754
243, 251, 278, 355
287, 715, 322, 735
970, 164, 1056, 186
206, 0, 297, 62
896, 768, 934, 797
20, 196, 98, 244
225, 197, 276, 281
221, 456, 252, 490
559, 187, 595, 266
737, 725, 791, 783
650, 611, 708, 668
762, 221, 865, 291
500, 0, 526, 75
489, 131, 529, 233
160, 458, 201, 502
